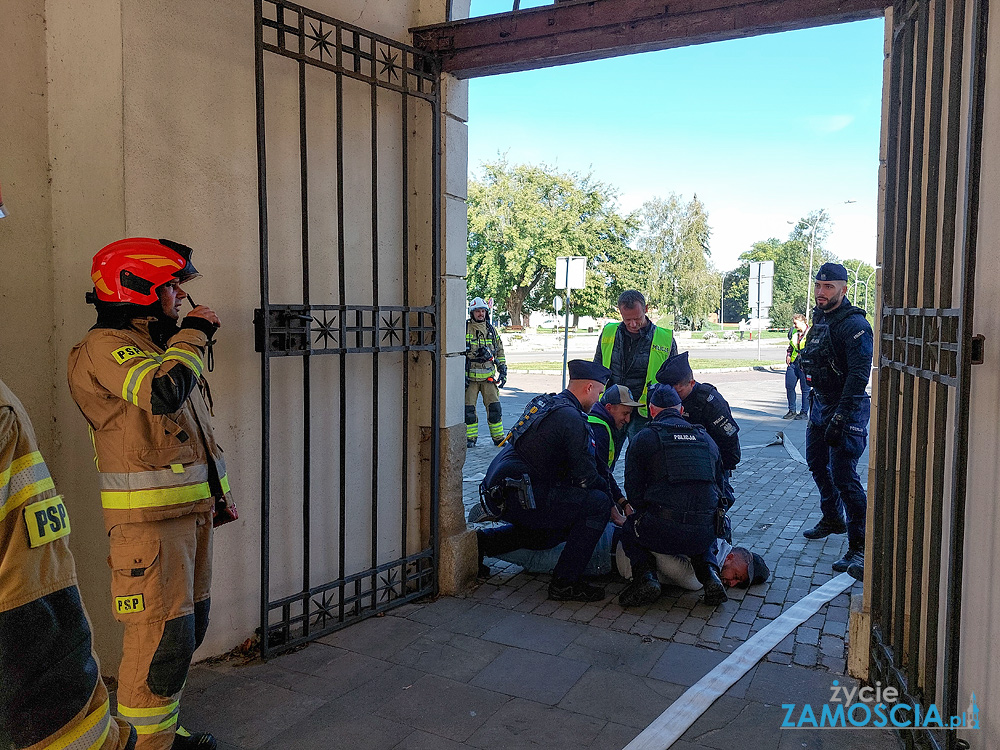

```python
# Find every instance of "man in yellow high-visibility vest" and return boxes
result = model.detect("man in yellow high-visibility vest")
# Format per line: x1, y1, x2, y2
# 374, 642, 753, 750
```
593, 290, 678, 445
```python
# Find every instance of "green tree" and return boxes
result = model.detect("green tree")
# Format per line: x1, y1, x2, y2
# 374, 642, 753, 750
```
467, 159, 635, 325
637, 193, 718, 329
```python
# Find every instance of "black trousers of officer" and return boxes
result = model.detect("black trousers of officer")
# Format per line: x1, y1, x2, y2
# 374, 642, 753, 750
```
478, 486, 612, 581
619, 510, 718, 579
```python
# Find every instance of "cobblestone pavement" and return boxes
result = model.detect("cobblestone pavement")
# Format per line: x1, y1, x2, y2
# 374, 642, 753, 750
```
180, 369, 895, 749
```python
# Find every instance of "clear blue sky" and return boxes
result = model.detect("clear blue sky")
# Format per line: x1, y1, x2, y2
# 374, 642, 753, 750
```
466, 7, 885, 271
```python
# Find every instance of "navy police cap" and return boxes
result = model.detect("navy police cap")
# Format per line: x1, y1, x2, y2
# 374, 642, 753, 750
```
815, 262, 849, 282
656, 351, 691, 386
648, 383, 682, 409
568, 359, 611, 384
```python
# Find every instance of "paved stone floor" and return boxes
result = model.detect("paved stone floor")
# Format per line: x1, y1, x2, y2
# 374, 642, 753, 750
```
180, 369, 896, 749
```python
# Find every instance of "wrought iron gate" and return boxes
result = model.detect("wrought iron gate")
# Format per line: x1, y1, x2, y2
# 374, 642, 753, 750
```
870, 1, 988, 748
253, 0, 441, 657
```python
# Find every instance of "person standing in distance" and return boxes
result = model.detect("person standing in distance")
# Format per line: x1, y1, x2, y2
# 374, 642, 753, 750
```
593, 290, 678, 445
798, 263, 873, 577
784, 313, 811, 419
68, 238, 235, 750
465, 297, 507, 447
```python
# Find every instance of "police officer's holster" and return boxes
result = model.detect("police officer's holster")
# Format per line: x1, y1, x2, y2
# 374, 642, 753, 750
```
110, 509, 213, 748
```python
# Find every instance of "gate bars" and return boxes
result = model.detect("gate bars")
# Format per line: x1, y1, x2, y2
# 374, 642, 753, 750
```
871, 1, 988, 748
253, 0, 442, 657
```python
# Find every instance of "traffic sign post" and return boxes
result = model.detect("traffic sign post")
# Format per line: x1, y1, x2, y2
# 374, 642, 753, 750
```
556, 256, 587, 388
748, 261, 774, 361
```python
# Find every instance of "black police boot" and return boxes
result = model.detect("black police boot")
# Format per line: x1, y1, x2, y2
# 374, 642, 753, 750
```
467, 438, 477, 448
692, 561, 728, 606
475, 531, 491, 579
847, 559, 865, 582
795, 410, 809, 420
548, 577, 606, 603
782, 409, 797, 419
832, 547, 864, 573
803, 518, 848, 540
618, 570, 661, 608
172, 731, 217, 750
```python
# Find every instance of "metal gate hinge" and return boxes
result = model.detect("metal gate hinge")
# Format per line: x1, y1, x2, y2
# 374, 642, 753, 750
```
971, 334, 985, 365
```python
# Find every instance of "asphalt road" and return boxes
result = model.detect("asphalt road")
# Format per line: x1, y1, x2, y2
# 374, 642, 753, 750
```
505, 337, 788, 363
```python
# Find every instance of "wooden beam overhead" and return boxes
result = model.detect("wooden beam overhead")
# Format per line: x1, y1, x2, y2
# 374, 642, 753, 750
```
412, 0, 891, 78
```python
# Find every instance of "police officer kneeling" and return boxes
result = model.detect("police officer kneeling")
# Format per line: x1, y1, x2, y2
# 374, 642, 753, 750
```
477, 360, 614, 602
618, 384, 729, 608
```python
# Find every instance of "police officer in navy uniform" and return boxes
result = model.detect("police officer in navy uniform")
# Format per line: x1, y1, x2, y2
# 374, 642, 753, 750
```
656, 351, 741, 508
798, 263, 873, 577
477, 360, 614, 602
617, 384, 729, 608
588, 385, 642, 526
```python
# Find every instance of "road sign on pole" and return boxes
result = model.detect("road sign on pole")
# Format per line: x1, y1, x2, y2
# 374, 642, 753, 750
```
556, 256, 587, 388
749, 261, 774, 361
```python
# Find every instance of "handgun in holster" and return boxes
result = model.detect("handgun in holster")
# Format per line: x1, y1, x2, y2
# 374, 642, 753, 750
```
478, 473, 536, 519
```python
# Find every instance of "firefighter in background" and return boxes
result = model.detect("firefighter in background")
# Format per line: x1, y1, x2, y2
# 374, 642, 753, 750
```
68, 238, 236, 750
0, 186, 135, 750
465, 297, 507, 448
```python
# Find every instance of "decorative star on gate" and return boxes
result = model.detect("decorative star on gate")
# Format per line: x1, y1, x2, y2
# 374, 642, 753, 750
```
380, 568, 400, 601
379, 49, 400, 80
380, 313, 401, 345
313, 311, 338, 348
307, 21, 334, 61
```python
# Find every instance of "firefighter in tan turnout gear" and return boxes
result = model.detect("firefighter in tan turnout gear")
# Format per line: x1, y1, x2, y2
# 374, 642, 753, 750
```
68, 238, 235, 750
1, 182, 135, 750
465, 297, 507, 447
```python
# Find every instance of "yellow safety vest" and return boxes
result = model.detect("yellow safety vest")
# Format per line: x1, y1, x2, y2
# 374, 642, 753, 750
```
599, 322, 674, 418
587, 414, 615, 468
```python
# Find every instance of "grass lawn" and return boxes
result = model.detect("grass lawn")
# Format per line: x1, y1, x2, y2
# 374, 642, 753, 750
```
507, 358, 784, 371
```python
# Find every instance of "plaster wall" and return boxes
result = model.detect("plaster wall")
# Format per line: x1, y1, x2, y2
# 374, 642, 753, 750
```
4, 0, 461, 670
959, 5, 1000, 745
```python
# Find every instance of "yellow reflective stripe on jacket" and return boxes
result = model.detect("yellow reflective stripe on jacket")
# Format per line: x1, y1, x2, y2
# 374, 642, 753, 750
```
163, 346, 203, 377
117, 700, 179, 735
598, 322, 618, 368
0, 450, 55, 524
44, 698, 112, 750
101, 482, 212, 510
220, 473, 231, 494
121, 357, 161, 406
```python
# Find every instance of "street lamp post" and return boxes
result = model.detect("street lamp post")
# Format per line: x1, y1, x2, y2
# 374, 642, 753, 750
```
789, 217, 820, 316
847, 266, 862, 303
862, 268, 877, 314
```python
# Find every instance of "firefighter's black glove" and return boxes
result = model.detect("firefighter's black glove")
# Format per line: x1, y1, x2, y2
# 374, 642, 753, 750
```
824, 411, 847, 447
497, 364, 507, 389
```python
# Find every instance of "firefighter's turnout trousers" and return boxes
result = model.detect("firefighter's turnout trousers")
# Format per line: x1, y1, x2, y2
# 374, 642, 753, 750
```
110, 512, 212, 745
465, 380, 503, 445
0, 379, 136, 750
68, 318, 234, 749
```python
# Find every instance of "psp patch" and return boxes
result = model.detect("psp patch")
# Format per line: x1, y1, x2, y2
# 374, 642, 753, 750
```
115, 594, 146, 614
23, 495, 71, 548
112, 345, 152, 365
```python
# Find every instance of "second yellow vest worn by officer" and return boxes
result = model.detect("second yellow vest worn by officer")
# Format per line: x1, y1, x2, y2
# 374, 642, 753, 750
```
0, 379, 135, 750
68, 317, 230, 749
